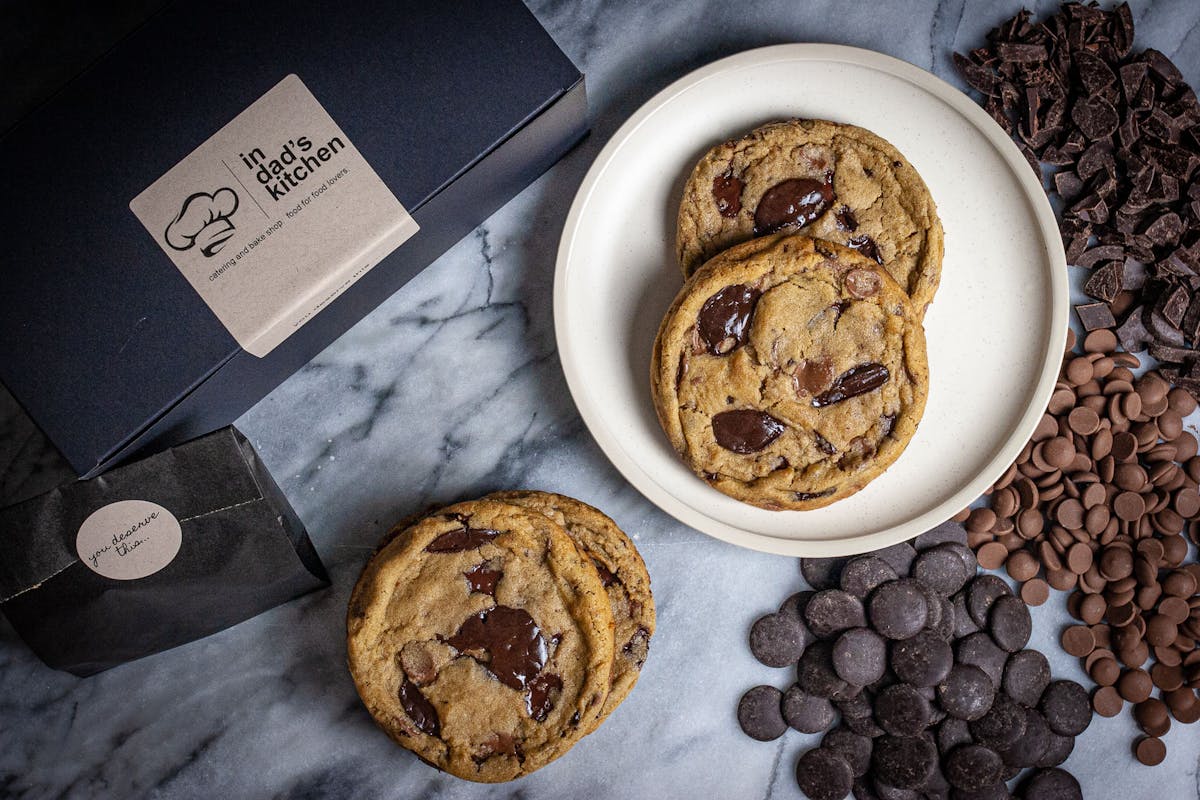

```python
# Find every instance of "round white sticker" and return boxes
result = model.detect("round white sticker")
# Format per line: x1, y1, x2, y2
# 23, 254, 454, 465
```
75, 500, 182, 580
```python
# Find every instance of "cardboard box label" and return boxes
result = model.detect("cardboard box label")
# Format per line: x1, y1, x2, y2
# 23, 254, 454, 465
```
130, 74, 418, 356
75, 500, 182, 580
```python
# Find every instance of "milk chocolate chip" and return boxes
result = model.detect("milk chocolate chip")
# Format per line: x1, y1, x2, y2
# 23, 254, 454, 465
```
845, 269, 882, 298
712, 171, 743, 217
698, 284, 762, 355
795, 358, 835, 397
445, 605, 548, 690
712, 410, 786, 453
753, 173, 835, 235
813, 363, 891, 407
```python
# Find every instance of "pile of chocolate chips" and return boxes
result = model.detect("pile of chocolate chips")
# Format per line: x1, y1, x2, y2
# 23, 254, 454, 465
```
970, 329, 1200, 765
953, 2, 1200, 390
738, 523, 1089, 800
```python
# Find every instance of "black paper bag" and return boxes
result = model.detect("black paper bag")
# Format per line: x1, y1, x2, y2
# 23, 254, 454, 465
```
0, 426, 329, 675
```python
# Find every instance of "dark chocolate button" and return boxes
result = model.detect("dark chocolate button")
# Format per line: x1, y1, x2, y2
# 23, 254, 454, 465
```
698, 284, 761, 355
445, 605, 547, 690
796, 747, 854, 800
944, 744, 1003, 791
892, 630, 954, 687
750, 612, 807, 667
929, 595, 956, 641
967, 575, 1012, 628
875, 542, 918, 575
952, 592, 983, 639
950, 783, 1013, 800
914, 521, 968, 551
988, 595, 1032, 652
783, 684, 837, 733
875, 683, 932, 737
869, 579, 929, 640
872, 780, 920, 800
969, 693, 1027, 749
806, 589, 868, 637
802, 557, 850, 590
779, 590, 815, 622
913, 544, 972, 595
938, 664, 995, 721
1002, 649, 1051, 707
738, 684, 787, 741
712, 409, 786, 453
1019, 768, 1083, 800
823, 727, 873, 777
833, 627, 888, 686
1035, 732, 1075, 768
956, 632, 1009, 688
936, 717, 972, 753
798, 640, 851, 699
871, 735, 938, 790
996, 705, 1050, 768
754, 174, 835, 235
841, 555, 900, 599
1038, 680, 1092, 736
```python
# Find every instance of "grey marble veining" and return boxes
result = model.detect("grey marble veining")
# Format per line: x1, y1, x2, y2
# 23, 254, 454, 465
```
2, 1, 1200, 798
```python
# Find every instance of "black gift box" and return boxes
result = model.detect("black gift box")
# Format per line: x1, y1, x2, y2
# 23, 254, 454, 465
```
0, 427, 329, 675
0, 0, 587, 477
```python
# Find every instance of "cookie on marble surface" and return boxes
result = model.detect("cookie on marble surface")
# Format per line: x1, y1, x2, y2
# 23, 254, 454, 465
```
346, 498, 615, 782
676, 119, 944, 315
651, 233, 929, 510
485, 490, 655, 727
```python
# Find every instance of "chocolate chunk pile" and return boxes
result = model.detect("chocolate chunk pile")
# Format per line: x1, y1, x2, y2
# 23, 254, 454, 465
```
970, 330, 1200, 765
954, 2, 1200, 388
738, 524, 1089, 799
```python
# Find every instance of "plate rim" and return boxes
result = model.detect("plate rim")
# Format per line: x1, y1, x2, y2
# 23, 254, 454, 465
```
553, 43, 1068, 556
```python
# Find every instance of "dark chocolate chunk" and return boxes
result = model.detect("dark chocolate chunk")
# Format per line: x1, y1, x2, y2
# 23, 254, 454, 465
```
836, 205, 860, 231
832, 627, 888, 686
525, 672, 561, 721
427, 525, 501, 552
1038, 680, 1092, 736
848, 235, 884, 264
1115, 305, 1152, 352
869, 579, 929, 640
1074, 302, 1116, 331
712, 409, 785, 454
871, 735, 937, 790
698, 284, 762, 355
464, 564, 501, 596
399, 677, 440, 737
805, 589, 868, 637
1002, 649, 1051, 707
1083, 261, 1122, 301
938, 664, 995, 721
796, 747, 855, 800
892, 630, 953, 687
750, 611, 808, 667
738, 684, 787, 741
954, 51, 1000, 96
944, 744, 1003, 791
783, 684, 837, 733
813, 363, 891, 407
445, 605, 547, 690
1074, 51, 1116, 94
1072, 243, 1125, 269
814, 430, 838, 455
712, 171, 743, 217
1072, 95, 1120, 140
754, 174, 835, 235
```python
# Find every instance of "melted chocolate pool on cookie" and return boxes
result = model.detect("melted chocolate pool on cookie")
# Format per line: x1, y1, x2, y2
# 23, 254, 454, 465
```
753, 173, 835, 235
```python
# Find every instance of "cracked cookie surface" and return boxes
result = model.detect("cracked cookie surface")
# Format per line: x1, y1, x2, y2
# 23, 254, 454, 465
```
676, 119, 944, 315
347, 498, 615, 782
485, 490, 655, 729
652, 234, 929, 510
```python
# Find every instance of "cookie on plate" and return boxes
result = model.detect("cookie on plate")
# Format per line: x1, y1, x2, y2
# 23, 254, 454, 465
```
486, 490, 655, 728
347, 498, 615, 782
651, 233, 929, 511
676, 119, 944, 315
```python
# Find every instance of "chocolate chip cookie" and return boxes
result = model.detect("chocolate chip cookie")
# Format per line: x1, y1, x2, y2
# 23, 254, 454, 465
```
676, 119, 944, 315
485, 490, 655, 728
346, 499, 615, 782
651, 233, 929, 510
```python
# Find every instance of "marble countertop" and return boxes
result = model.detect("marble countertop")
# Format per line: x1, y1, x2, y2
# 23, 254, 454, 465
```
3, 1, 1199, 798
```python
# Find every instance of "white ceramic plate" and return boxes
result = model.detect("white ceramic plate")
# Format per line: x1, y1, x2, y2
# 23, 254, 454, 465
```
554, 44, 1067, 556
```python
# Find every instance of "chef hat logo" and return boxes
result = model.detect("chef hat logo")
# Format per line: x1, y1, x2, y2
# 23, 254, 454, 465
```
164, 187, 240, 257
